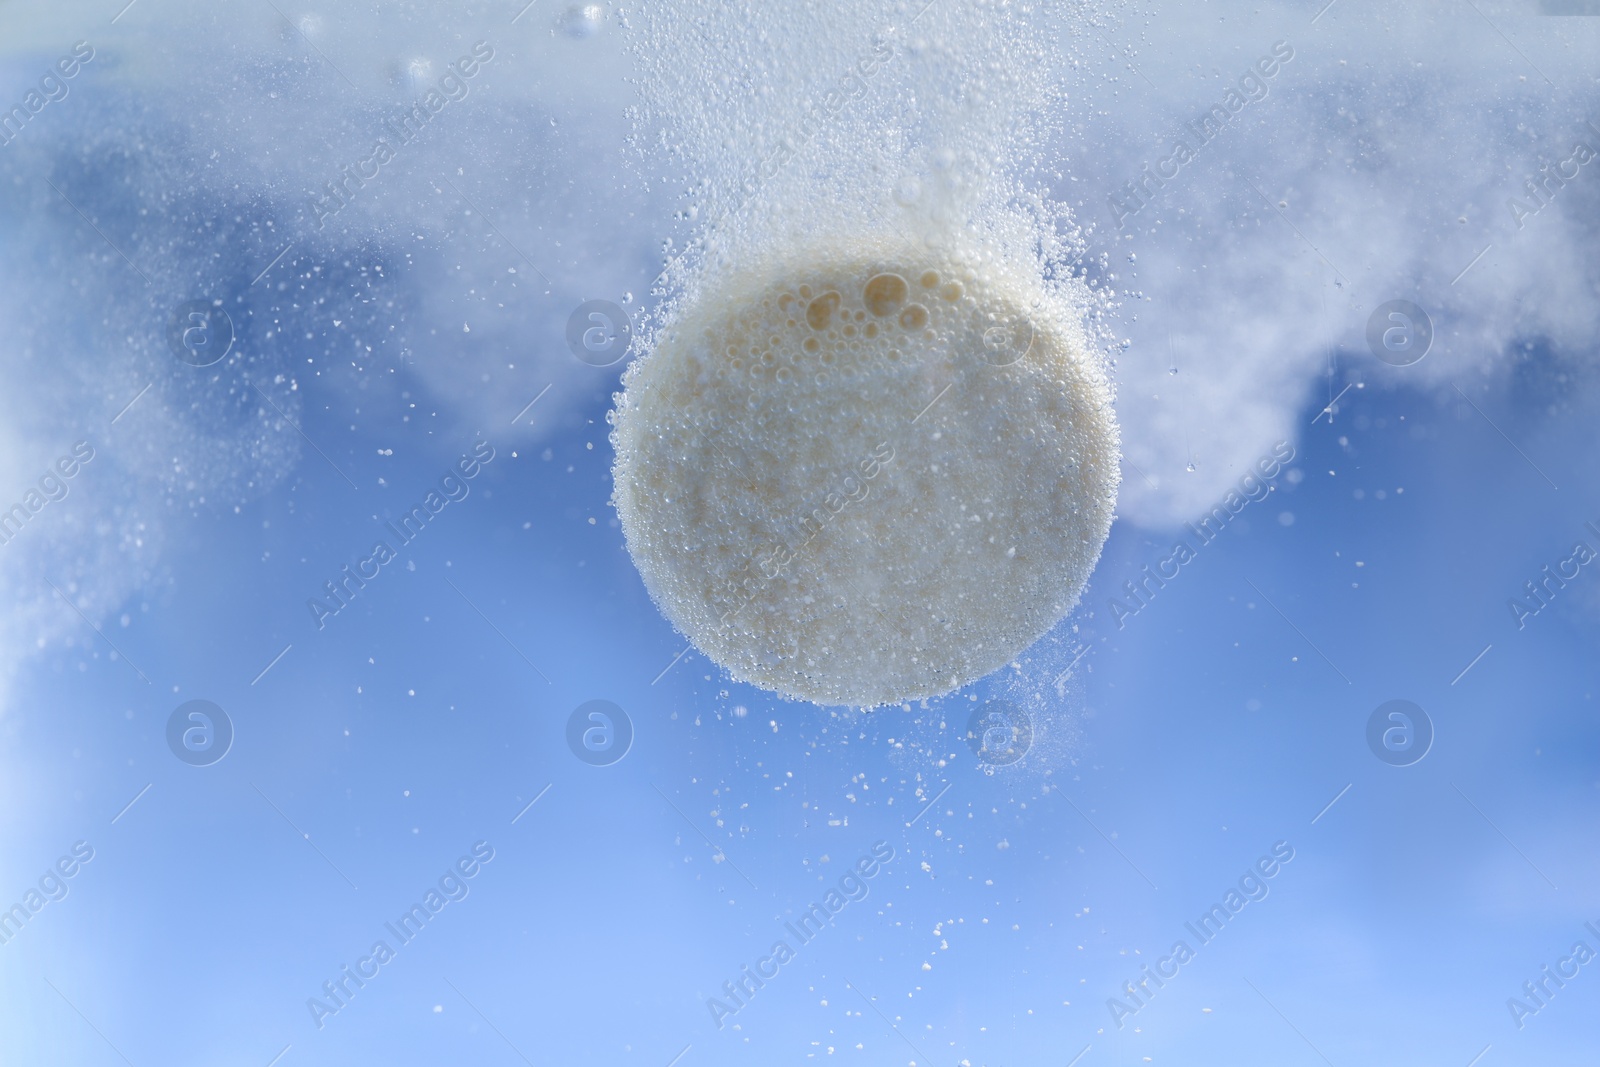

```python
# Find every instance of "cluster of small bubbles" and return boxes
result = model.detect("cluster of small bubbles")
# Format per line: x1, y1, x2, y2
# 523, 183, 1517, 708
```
611, 0, 1127, 707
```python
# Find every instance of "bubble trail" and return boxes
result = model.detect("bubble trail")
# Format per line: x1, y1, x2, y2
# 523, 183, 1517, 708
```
610, 1, 1124, 706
